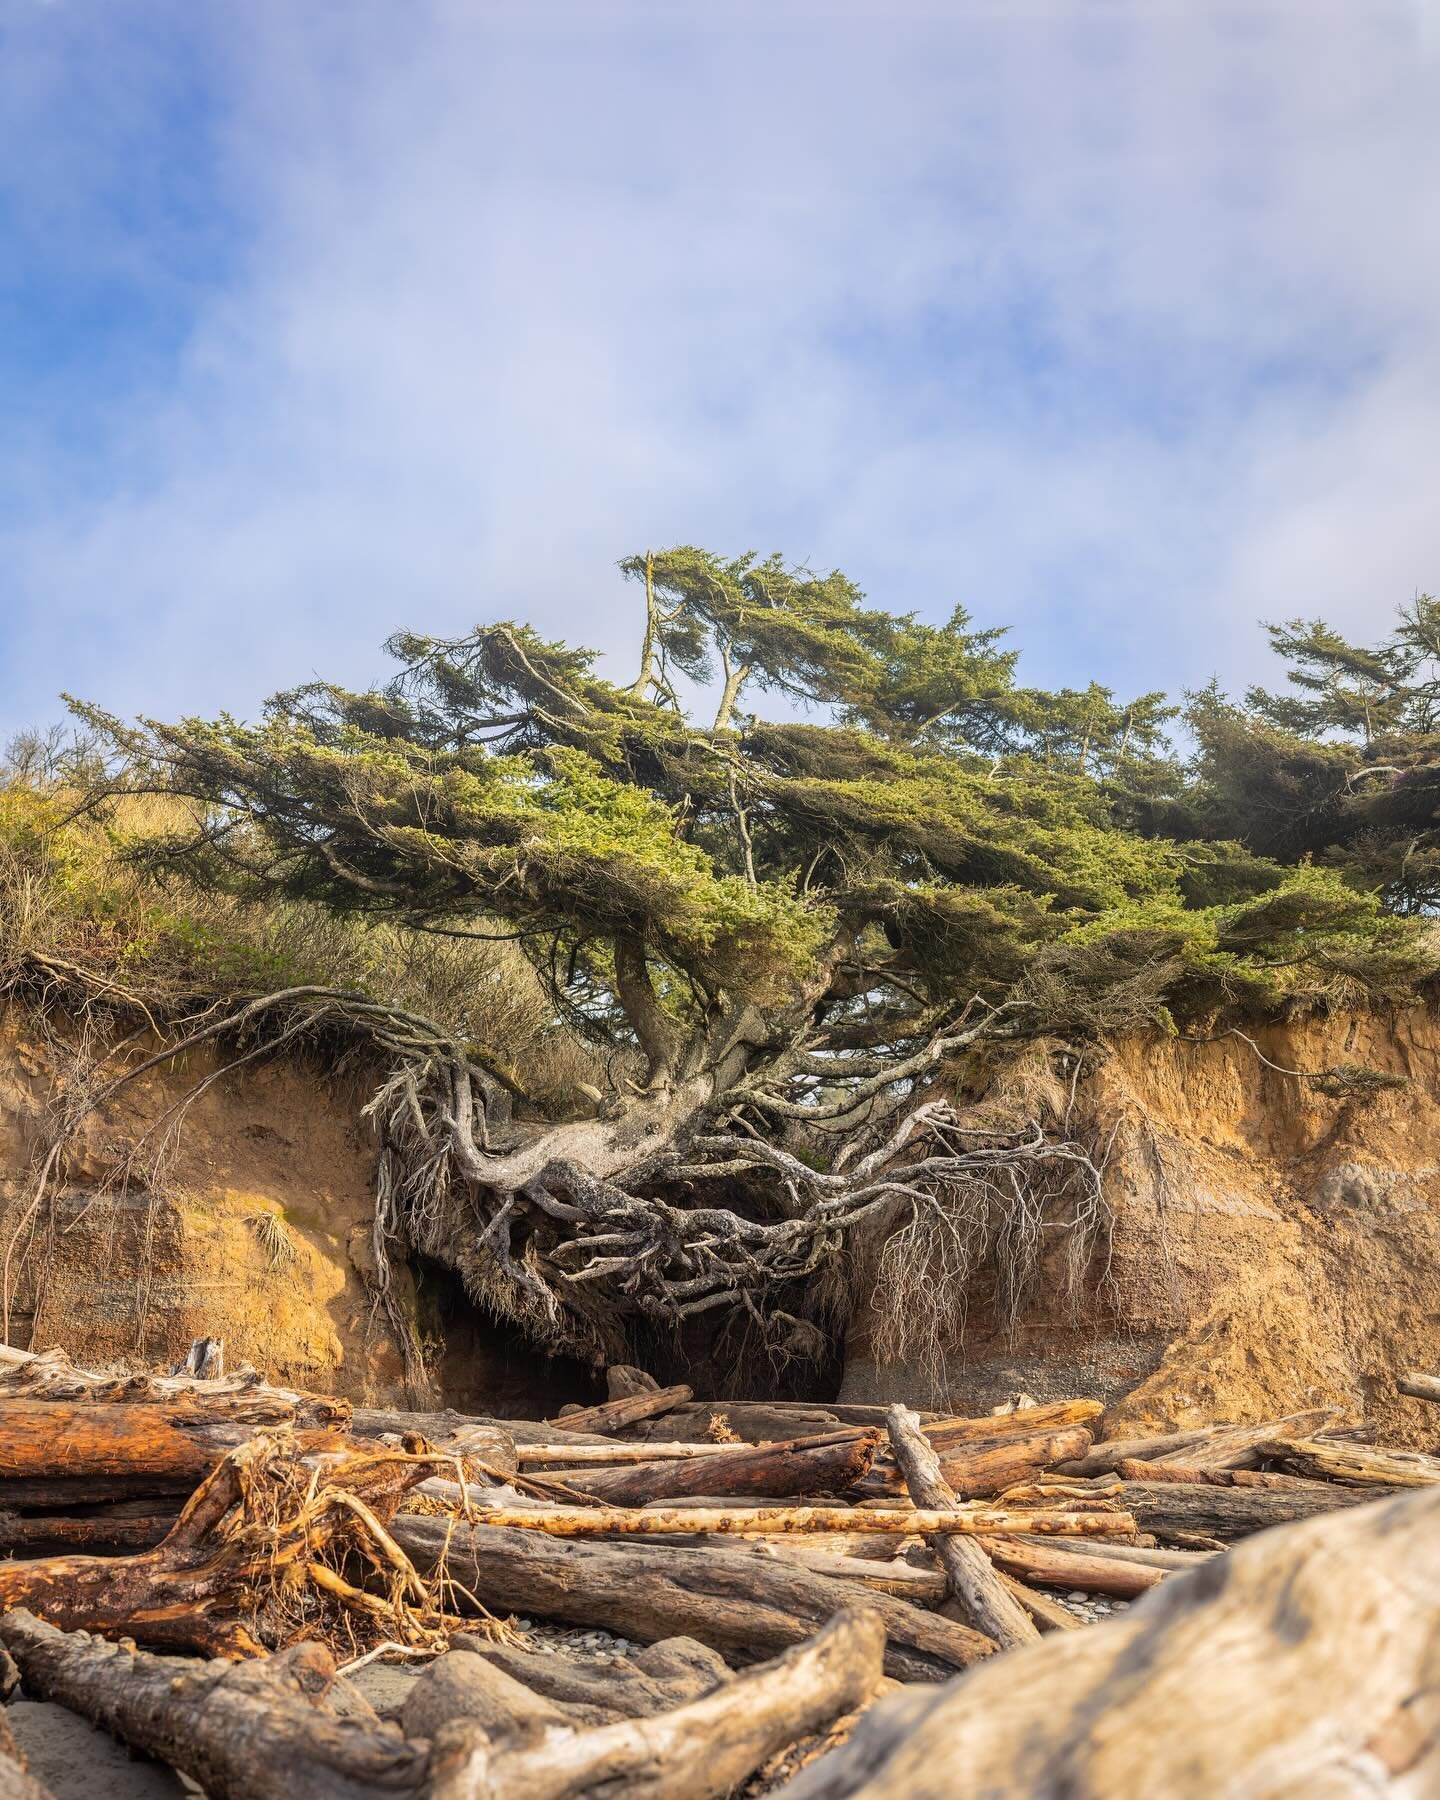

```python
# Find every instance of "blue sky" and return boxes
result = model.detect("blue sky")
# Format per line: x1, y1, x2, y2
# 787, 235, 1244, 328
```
2, 0, 1439, 737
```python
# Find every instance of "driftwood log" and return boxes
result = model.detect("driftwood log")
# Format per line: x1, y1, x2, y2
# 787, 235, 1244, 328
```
857, 1426, 1094, 1499
457, 1504, 1136, 1538
391, 1516, 995, 1681
558, 1430, 881, 1505
1397, 1370, 1440, 1405
1118, 1475, 1402, 1542
548, 1387, 693, 1435
980, 1537, 1165, 1599
0, 1395, 350, 1512
778, 1487, 1440, 1798
1258, 1437, 1440, 1488
0, 1433, 451, 1656
883, 1405, 1037, 1650
0, 1606, 883, 1800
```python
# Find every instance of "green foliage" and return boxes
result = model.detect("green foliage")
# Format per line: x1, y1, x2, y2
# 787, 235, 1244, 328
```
55, 554, 1440, 1085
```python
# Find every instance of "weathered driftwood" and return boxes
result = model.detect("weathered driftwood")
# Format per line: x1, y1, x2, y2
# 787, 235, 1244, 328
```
4, 1602, 875, 1800
858, 1426, 1094, 1500
884, 1405, 1037, 1650
0, 1615, 426, 1800
1397, 1369, 1440, 1405
0, 1714, 56, 1800
1113, 1457, 1237, 1485
392, 1517, 995, 1681
604, 1364, 661, 1400
516, 1441, 741, 1466
560, 1430, 881, 1505
1116, 1476, 1394, 1542
0, 1433, 449, 1656
0, 1345, 348, 1420
0, 1507, 174, 1553
425, 1608, 886, 1800
981, 1537, 1165, 1599
1259, 1436, 1440, 1488
988, 1571, 1080, 1634
755, 1545, 948, 1603
352, 1407, 607, 1451
778, 1487, 1440, 1799
448, 1631, 731, 1722
1150, 1409, 1340, 1472
460, 1503, 1137, 1538
548, 1386, 693, 1435
920, 1399, 1103, 1452
1007, 1533, 1208, 1572
1054, 1426, 1220, 1476
0, 1397, 347, 1503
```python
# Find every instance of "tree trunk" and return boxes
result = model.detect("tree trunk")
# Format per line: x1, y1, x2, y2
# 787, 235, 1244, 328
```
0, 1345, 349, 1423
1397, 1370, 1440, 1404
391, 1517, 995, 1681
0, 1435, 449, 1656
775, 1487, 1440, 1799
884, 1405, 1037, 1650
559, 1430, 880, 1505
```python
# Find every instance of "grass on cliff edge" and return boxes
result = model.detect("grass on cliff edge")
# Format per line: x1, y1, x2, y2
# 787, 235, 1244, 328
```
0, 768, 601, 1112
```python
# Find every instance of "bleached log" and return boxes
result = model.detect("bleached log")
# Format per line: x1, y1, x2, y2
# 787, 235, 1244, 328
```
560, 1430, 880, 1505
1397, 1370, 1440, 1405
1117, 1476, 1391, 1543
857, 1427, 1094, 1499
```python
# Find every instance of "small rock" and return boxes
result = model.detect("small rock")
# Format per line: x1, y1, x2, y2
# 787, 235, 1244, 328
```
1067, 1591, 1087, 1602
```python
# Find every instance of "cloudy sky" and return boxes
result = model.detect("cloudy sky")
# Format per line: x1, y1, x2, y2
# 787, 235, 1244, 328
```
2, 0, 1438, 737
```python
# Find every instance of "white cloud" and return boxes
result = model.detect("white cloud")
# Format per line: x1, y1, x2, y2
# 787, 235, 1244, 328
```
1, 0, 1438, 732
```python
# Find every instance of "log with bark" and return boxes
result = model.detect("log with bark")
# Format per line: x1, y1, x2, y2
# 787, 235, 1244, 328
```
0, 1605, 884, 1800
777, 1486, 1440, 1798
556, 1430, 881, 1505
883, 1404, 1038, 1650
391, 1516, 995, 1681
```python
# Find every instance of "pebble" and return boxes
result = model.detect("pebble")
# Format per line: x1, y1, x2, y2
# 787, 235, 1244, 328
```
1067, 1591, 1087, 1602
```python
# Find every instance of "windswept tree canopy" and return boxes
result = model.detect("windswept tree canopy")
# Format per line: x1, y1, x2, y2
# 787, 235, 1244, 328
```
68, 553, 1438, 1362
